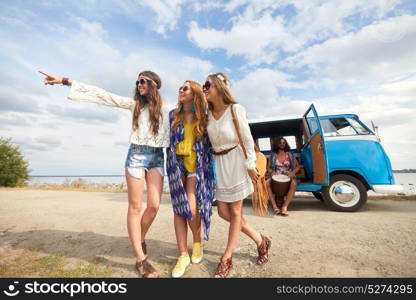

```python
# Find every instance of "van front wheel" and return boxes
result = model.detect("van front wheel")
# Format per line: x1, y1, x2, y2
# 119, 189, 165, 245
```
322, 174, 367, 212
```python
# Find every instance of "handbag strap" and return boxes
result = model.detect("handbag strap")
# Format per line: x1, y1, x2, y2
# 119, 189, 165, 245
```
230, 104, 248, 160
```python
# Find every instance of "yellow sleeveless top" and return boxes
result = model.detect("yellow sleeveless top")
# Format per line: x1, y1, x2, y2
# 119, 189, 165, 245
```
176, 123, 196, 173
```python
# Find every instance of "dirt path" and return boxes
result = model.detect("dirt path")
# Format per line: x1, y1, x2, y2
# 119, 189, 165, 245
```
1, 189, 415, 277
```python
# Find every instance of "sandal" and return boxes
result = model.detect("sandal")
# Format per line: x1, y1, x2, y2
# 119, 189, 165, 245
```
135, 257, 158, 278
280, 211, 289, 217
142, 241, 147, 255
214, 257, 232, 278
273, 208, 280, 216
257, 235, 271, 265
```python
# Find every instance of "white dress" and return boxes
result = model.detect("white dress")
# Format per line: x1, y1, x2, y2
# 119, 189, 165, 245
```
207, 104, 256, 202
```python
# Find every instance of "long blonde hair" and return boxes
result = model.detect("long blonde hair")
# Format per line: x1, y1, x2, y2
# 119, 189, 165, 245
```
207, 72, 238, 111
132, 70, 162, 135
172, 80, 208, 140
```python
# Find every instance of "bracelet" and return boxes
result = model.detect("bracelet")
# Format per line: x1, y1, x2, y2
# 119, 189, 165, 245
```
62, 77, 69, 85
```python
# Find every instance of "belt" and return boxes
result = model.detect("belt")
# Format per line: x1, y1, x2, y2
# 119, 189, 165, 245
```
213, 145, 237, 156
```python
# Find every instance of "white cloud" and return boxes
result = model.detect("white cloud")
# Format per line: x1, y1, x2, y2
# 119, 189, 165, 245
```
288, 0, 401, 43
1, 1, 415, 173
47, 104, 121, 124
138, 0, 189, 35
0, 71, 49, 113
191, 1, 223, 12
0, 91, 41, 113
35, 136, 62, 147
59, 18, 119, 64
377, 79, 416, 98
0, 114, 32, 128
0, 17, 214, 174
52, 18, 215, 103
231, 68, 294, 116
284, 15, 416, 85
188, 0, 403, 65
188, 14, 297, 65
230, 68, 416, 169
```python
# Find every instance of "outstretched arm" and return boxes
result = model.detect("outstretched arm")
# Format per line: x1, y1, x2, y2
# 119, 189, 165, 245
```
38, 70, 134, 110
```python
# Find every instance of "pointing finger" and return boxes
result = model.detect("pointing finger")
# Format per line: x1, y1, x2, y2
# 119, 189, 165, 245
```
38, 70, 50, 77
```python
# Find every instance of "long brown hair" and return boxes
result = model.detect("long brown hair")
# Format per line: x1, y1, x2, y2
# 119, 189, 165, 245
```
132, 70, 162, 135
206, 72, 238, 110
172, 80, 208, 140
272, 137, 290, 153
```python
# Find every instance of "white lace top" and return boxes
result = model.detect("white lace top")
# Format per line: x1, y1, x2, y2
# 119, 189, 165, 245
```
68, 81, 171, 147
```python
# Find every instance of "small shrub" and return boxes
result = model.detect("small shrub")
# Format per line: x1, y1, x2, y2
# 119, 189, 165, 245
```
0, 138, 29, 187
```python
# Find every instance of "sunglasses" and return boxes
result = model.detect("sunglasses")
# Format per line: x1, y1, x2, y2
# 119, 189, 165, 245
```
135, 78, 148, 86
178, 86, 190, 92
202, 81, 214, 91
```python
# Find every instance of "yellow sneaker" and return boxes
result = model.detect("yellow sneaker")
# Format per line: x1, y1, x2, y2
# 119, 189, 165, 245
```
191, 242, 203, 264
172, 255, 190, 278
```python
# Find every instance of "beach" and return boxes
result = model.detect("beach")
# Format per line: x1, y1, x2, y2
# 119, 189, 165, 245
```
1, 189, 415, 278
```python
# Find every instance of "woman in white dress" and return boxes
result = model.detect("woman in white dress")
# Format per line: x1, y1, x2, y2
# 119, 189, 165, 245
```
39, 70, 170, 278
204, 72, 271, 278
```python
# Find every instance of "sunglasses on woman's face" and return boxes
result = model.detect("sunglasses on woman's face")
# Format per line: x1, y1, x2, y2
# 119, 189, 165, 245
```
178, 86, 189, 92
202, 81, 213, 91
136, 78, 148, 86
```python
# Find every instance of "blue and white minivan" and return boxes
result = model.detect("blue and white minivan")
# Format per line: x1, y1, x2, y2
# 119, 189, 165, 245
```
249, 104, 403, 212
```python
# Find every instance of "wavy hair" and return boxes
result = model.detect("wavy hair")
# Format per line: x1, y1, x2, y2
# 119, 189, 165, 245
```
132, 70, 162, 135
272, 137, 291, 153
172, 80, 208, 140
206, 72, 238, 110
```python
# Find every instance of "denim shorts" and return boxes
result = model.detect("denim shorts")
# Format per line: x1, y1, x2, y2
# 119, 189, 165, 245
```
124, 144, 165, 179
176, 155, 197, 178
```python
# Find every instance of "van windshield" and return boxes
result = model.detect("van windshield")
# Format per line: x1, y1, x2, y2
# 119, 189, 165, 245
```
321, 117, 371, 136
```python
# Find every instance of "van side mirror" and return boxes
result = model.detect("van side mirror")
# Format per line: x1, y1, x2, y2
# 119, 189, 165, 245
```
371, 121, 381, 142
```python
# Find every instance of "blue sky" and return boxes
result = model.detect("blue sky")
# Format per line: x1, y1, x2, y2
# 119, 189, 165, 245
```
1, 0, 415, 175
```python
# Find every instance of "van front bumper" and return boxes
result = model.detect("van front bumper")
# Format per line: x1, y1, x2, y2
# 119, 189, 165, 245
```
372, 184, 404, 194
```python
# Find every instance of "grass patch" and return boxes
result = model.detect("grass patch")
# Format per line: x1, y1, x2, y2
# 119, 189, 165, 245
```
0, 178, 128, 193
0, 263, 10, 276
56, 259, 113, 278
0, 250, 114, 277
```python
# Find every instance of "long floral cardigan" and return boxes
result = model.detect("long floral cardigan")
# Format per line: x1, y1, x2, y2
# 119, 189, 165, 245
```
166, 110, 215, 241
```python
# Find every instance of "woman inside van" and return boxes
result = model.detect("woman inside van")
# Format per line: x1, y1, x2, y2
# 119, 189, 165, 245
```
267, 137, 300, 216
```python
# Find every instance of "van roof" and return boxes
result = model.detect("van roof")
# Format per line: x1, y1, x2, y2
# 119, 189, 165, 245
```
249, 114, 360, 138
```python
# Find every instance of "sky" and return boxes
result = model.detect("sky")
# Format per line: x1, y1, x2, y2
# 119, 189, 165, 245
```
0, 0, 415, 175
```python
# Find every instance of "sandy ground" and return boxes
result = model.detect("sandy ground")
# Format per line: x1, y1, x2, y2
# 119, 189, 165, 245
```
0, 189, 415, 278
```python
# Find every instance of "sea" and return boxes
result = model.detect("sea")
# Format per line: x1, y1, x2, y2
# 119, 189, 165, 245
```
28, 173, 416, 195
